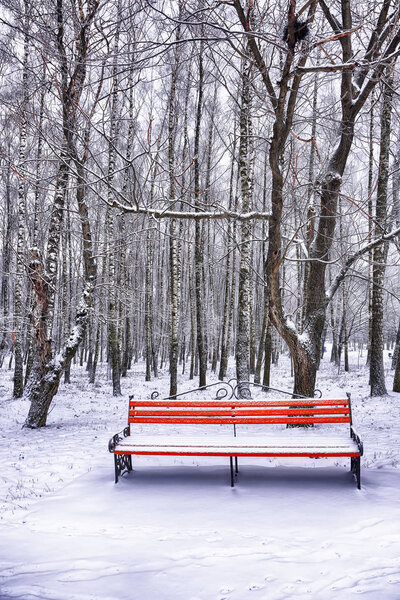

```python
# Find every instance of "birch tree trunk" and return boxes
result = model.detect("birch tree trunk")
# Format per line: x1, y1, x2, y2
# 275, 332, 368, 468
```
366, 91, 375, 366
145, 228, 155, 382
0, 162, 12, 367
236, 57, 253, 397
167, 18, 182, 397
106, 5, 122, 396
13, 0, 29, 398
370, 70, 394, 396
24, 0, 100, 427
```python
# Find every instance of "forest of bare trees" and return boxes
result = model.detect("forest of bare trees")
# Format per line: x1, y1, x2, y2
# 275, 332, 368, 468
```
1, 0, 400, 427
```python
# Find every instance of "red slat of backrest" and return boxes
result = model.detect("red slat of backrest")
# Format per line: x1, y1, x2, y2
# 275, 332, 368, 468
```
127, 398, 351, 425
128, 416, 350, 425
129, 407, 350, 418
128, 399, 349, 409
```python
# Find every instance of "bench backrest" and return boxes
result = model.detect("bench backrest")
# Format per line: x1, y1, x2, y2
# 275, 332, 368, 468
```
128, 397, 352, 427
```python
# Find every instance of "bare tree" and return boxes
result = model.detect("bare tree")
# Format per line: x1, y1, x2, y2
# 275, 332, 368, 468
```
231, 0, 400, 396
24, 0, 100, 428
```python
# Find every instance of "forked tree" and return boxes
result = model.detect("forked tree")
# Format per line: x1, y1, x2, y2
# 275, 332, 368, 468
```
231, 0, 400, 396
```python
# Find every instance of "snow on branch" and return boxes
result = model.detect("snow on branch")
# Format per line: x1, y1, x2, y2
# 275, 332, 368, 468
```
110, 199, 271, 222
294, 61, 359, 75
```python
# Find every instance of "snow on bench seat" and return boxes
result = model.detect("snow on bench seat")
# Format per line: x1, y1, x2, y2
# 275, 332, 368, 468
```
115, 433, 360, 457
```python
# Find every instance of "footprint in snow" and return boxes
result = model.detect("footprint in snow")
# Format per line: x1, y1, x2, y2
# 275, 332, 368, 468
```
249, 583, 264, 591
219, 588, 233, 600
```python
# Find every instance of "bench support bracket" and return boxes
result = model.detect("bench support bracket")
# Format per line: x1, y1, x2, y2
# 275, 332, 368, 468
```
114, 453, 132, 484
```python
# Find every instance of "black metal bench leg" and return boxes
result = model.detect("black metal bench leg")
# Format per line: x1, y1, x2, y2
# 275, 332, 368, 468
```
230, 457, 234, 487
114, 454, 132, 484
355, 457, 361, 489
235, 456, 239, 475
114, 454, 119, 484
350, 457, 355, 473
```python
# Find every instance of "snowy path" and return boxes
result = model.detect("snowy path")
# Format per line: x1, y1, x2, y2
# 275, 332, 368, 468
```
1, 461, 400, 600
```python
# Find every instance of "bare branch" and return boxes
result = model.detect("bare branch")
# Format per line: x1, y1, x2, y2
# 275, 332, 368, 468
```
327, 226, 400, 302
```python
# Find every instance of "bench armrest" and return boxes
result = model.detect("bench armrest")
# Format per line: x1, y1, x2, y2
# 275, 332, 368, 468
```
108, 426, 130, 453
351, 426, 364, 456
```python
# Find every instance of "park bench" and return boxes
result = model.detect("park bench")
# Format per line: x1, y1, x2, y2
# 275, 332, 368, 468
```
108, 385, 364, 488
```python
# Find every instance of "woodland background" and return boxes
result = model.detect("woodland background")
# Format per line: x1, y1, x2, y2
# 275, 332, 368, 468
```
1, 0, 400, 427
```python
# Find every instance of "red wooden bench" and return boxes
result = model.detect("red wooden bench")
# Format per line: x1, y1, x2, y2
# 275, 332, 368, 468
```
108, 391, 363, 488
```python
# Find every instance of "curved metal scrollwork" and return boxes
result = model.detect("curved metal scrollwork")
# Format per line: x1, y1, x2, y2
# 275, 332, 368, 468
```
215, 387, 229, 400
127, 381, 322, 405
162, 380, 235, 401
231, 381, 323, 400
108, 426, 130, 453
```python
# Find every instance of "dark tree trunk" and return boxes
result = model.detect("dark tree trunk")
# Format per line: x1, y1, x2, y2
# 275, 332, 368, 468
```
262, 318, 272, 389
370, 69, 393, 396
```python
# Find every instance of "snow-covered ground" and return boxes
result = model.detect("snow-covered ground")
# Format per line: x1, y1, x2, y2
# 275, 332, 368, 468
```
1, 350, 400, 600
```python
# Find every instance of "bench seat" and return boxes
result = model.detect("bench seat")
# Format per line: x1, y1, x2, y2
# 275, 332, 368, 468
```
115, 433, 360, 457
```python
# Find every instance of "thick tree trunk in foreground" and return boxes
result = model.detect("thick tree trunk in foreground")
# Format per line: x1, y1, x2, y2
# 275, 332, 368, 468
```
24, 249, 92, 427
24, 0, 99, 427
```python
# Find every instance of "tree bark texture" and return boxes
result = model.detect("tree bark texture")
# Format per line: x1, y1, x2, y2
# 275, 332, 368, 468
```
236, 57, 253, 397
370, 70, 394, 396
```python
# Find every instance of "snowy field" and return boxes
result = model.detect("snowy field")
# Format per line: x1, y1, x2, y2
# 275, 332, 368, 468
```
1, 350, 400, 600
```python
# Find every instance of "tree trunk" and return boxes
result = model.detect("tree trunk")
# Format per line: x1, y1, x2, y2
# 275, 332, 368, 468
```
366, 91, 375, 366
13, 0, 29, 398
393, 332, 400, 392
263, 317, 272, 388
370, 70, 394, 396
236, 57, 253, 397
24, 0, 99, 426
106, 8, 122, 396
218, 131, 237, 381
167, 17, 182, 397
145, 229, 154, 381
193, 40, 207, 388
0, 163, 12, 367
